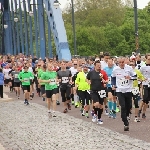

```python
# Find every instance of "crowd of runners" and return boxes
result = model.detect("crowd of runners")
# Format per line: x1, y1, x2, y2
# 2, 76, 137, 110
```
1, 52, 150, 131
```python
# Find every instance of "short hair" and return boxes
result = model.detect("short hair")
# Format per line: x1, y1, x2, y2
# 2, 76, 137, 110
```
103, 52, 110, 56
145, 54, 150, 59
94, 60, 100, 66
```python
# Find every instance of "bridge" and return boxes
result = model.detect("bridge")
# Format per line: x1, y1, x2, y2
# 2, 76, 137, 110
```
0, 0, 71, 61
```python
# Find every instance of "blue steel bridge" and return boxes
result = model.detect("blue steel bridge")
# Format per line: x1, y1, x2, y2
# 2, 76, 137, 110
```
0, 0, 71, 61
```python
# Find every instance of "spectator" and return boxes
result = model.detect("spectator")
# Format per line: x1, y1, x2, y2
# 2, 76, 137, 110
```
0, 68, 4, 98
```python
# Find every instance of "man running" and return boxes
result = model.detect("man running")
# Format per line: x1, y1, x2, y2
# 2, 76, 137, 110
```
40, 63, 58, 117
18, 66, 34, 105
57, 61, 72, 113
111, 57, 136, 131
87, 60, 108, 124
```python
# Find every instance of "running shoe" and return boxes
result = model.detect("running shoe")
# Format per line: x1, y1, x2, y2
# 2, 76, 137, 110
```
72, 101, 74, 105
134, 118, 140, 122
142, 113, 146, 119
105, 109, 109, 115
63, 109, 68, 113
91, 110, 94, 117
124, 125, 129, 131
85, 113, 89, 118
24, 99, 27, 104
81, 113, 85, 116
67, 103, 71, 110
116, 106, 120, 112
92, 115, 97, 122
108, 111, 112, 118
127, 116, 130, 121
42, 97, 45, 101
26, 100, 29, 105
97, 119, 103, 125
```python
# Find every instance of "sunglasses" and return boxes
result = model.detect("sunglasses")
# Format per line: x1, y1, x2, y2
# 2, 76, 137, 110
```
130, 64, 135, 66
118, 61, 124, 64
74, 64, 77, 65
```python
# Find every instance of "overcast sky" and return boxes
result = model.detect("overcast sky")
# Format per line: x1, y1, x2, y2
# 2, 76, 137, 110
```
59, 0, 150, 9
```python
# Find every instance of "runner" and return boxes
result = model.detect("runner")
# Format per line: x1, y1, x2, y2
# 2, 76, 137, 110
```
39, 63, 58, 117
75, 65, 90, 118
87, 60, 108, 124
57, 61, 72, 113
38, 64, 47, 101
18, 66, 34, 105
111, 57, 136, 131
11, 66, 21, 99
129, 60, 144, 122
138, 54, 150, 118
70, 60, 78, 105
104, 59, 117, 119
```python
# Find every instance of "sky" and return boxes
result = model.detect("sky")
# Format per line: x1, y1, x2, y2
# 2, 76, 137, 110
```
59, 0, 150, 10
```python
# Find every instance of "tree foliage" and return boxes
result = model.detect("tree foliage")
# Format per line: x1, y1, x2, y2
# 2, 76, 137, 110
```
63, 0, 150, 56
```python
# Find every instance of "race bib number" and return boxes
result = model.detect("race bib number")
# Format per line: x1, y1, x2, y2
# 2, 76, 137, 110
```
24, 78, 29, 82
49, 79, 56, 85
62, 77, 69, 83
108, 77, 111, 84
98, 90, 106, 98
117, 78, 129, 87
132, 87, 139, 95
14, 74, 18, 78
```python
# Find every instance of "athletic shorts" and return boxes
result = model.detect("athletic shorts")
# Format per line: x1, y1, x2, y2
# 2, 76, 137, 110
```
107, 87, 116, 96
46, 88, 57, 98
90, 90, 105, 105
79, 90, 91, 105
14, 82, 20, 87
22, 85, 30, 92
41, 85, 45, 95
143, 85, 150, 103
4, 79, 10, 84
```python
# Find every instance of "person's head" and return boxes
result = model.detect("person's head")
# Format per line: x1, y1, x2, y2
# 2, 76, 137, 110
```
94, 60, 101, 71
24, 66, 28, 72
107, 59, 114, 68
47, 63, 53, 71
129, 61, 136, 69
82, 65, 88, 73
60, 61, 66, 70
67, 61, 72, 67
145, 54, 150, 64
136, 54, 141, 61
77, 66, 82, 72
103, 52, 110, 62
37, 63, 41, 68
118, 57, 125, 69
89, 59, 93, 65
73, 61, 78, 69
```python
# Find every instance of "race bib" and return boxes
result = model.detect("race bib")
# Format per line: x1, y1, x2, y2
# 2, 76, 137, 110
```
108, 77, 111, 84
132, 87, 139, 95
62, 77, 69, 83
117, 78, 129, 87
49, 79, 56, 85
24, 78, 29, 82
98, 90, 106, 98
14, 74, 18, 78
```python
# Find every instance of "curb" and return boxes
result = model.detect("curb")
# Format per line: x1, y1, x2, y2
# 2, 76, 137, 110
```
0, 98, 13, 103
